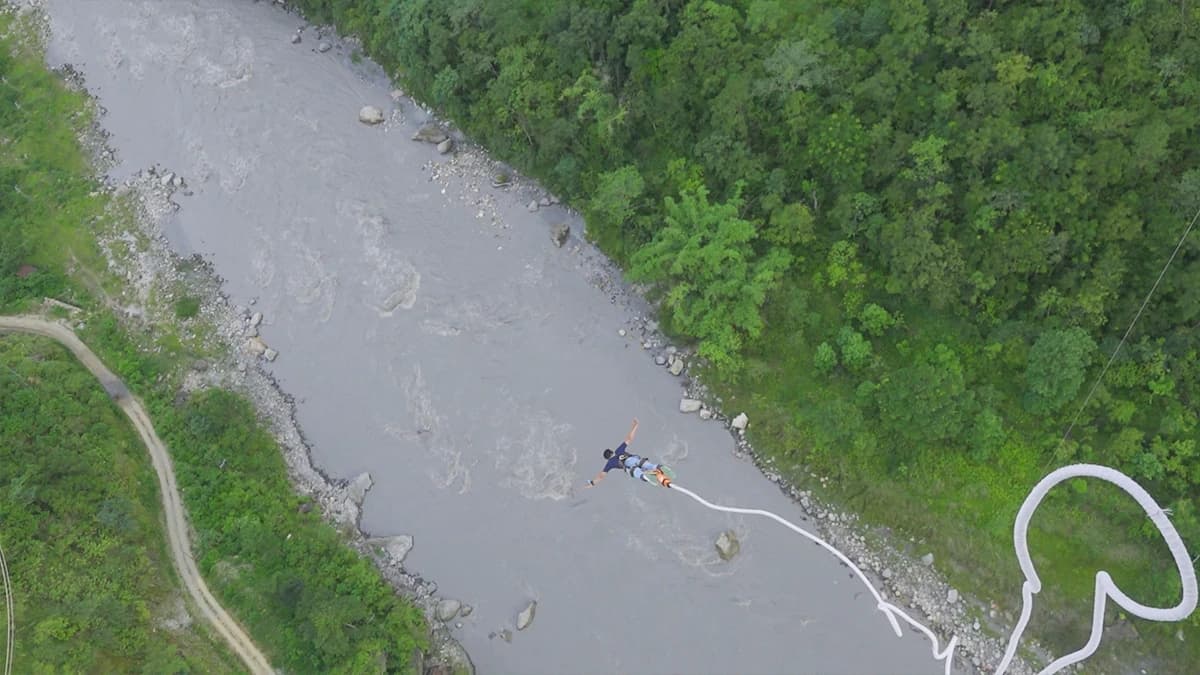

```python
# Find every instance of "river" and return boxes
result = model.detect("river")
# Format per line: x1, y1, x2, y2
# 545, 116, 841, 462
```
41, 1, 954, 673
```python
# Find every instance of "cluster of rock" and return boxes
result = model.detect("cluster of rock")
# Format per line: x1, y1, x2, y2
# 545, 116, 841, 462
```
411, 123, 454, 154
525, 194, 559, 212
286, 19, 332, 53
484, 600, 537, 645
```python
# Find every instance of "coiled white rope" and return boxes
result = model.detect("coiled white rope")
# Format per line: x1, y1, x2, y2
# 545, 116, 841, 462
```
668, 484, 960, 675
996, 463, 1197, 675
0, 535, 12, 675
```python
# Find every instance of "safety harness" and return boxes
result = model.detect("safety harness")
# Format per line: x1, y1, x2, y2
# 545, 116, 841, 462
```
618, 453, 653, 478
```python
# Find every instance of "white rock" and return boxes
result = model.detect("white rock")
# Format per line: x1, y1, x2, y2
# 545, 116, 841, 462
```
668, 358, 684, 376
699, 408, 713, 420
290, 33, 301, 44
317, 41, 332, 53
679, 398, 702, 413
249, 312, 263, 328
437, 138, 453, 154
358, 105, 385, 125
618, 328, 626, 337
161, 172, 175, 186
264, 348, 278, 362
947, 589, 958, 603
527, 200, 539, 212
921, 553, 934, 566
882, 568, 894, 579
731, 413, 749, 430
516, 600, 537, 630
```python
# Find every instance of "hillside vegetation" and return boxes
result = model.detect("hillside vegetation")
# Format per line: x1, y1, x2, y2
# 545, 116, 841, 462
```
0, 335, 239, 673
290, 0, 1200, 669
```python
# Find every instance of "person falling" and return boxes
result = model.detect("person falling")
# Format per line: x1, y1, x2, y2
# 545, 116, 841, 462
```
584, 417, 671, 488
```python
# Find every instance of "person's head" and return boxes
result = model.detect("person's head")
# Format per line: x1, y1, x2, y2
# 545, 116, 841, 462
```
603, 448, 614, 460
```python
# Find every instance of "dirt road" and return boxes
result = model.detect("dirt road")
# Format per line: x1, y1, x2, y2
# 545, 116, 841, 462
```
0, 315, 273, 674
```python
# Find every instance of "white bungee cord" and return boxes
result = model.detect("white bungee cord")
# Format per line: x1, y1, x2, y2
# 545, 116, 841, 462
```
667, 464, 1196, 675
668, 482, 961, 674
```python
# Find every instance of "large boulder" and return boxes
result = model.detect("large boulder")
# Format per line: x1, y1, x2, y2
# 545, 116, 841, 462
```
436, 599, 461, 621
679, 398, 702, 413
551, 223, 570, 247
359, 106, 385, 125
731, 412, 749, 431
516, 600, 537, 630
413, 124, 448, 144
371, 534, 414, 563
346, 472, 373, 505
715, 530, 740, 561
244, 336, 267, 356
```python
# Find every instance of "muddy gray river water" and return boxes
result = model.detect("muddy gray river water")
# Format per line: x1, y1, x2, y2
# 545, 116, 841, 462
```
41, 1, 955, 672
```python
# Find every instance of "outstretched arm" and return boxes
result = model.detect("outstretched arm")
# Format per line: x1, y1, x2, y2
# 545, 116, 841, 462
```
584, 471, 607, 488
624, 417, 639, 445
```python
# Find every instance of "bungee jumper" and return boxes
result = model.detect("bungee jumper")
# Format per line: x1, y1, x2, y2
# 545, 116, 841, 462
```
584, 417, 675, 489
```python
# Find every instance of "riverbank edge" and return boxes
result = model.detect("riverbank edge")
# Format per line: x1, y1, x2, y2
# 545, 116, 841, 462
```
3, 2, 472, 672
252, 1, 1055, 673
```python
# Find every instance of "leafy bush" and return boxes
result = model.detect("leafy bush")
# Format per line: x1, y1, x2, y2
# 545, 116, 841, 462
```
814, 341, 837, 373
174, 296, 201, 319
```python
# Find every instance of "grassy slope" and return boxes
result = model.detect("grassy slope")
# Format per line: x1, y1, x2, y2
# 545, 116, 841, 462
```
0, 335, 242, 673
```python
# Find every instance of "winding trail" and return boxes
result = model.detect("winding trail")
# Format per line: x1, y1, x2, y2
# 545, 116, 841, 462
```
0, 315, 273, 675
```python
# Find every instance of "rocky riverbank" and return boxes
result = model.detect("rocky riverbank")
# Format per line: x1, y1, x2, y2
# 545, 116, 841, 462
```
12, 0, 1056, 670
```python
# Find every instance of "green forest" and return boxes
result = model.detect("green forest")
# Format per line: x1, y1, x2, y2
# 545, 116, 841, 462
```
289, 0, 1200, 668
1, 12, 429, 673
